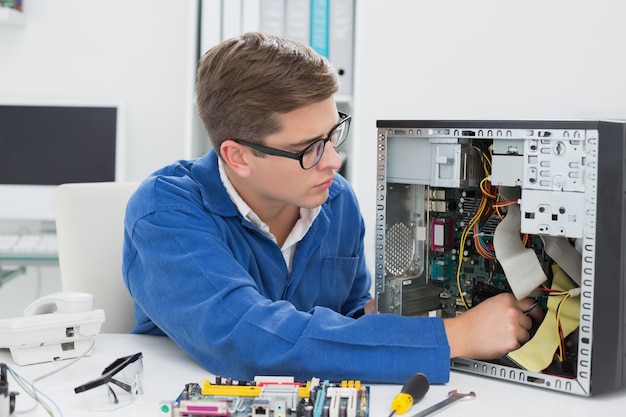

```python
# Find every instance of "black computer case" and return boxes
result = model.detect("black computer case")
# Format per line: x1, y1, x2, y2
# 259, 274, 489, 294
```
374, 120, 626, 395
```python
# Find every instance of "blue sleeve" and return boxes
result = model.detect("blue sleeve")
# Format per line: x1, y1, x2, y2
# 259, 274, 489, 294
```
122, 173, 451, 385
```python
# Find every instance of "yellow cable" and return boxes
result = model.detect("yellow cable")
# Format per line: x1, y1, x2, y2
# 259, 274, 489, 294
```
507, 265, 580, 372
554, 292, 570, 361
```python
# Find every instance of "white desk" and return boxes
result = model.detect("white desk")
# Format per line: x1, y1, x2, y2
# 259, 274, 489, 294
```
0, 334, 624, 417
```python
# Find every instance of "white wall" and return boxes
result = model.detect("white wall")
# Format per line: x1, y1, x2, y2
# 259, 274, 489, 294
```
351, 0, 626, 271
0, 0, 199, 181
0, 0, 199, 317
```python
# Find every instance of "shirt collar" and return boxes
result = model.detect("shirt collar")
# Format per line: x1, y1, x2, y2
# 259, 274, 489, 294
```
217, 158, 320, 245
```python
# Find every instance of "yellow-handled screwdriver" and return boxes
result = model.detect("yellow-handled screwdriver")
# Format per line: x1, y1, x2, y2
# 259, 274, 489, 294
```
388, 373, 430, 417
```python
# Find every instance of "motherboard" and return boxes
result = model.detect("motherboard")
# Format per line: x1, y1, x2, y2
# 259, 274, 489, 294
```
159, 376, 369, 417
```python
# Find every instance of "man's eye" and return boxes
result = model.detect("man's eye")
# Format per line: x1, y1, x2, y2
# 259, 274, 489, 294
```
301, 141, 319, 155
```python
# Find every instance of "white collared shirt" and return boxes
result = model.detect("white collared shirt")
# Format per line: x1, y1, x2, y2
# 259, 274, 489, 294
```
218, 158, 320, 272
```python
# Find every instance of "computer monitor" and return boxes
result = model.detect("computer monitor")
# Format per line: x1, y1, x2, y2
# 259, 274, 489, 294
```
375, 119, 625, 396
0, 100, 124, 222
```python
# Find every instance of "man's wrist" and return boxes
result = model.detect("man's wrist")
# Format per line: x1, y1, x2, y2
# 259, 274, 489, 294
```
443, 317, 464, 358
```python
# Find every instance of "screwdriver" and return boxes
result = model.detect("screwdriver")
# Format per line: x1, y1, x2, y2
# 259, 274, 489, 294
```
388, 373, 430, 417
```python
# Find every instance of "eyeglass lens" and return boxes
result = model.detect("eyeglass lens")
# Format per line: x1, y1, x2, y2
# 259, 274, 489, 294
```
99, 363, 143, 410
301, 117, 350, 169
76, 353, 144, 412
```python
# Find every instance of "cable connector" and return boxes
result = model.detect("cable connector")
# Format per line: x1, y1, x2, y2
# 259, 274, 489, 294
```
568, 287, 581, 297
1, 363, 18, 417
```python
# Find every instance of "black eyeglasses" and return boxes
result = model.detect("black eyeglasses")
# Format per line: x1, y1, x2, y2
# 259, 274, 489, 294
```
74, 352, 143, 411
231, 111, 351, 170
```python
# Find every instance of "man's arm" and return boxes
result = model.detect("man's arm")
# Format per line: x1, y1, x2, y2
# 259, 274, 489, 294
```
364, 292, 541, 360
123, 174, 452, 385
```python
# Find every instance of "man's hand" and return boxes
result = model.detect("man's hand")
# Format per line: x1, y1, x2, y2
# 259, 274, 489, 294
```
443, 293, 541, 359
364, 298, 376, 315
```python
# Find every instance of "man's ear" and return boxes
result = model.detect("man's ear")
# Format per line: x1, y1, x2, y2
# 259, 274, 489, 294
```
220, 140, 252, 178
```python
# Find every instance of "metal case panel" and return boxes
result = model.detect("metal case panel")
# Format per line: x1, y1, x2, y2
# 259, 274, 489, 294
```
374, 119, 626, 395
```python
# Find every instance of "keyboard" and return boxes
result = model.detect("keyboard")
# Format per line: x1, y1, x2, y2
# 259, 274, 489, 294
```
0, 233, 58, 259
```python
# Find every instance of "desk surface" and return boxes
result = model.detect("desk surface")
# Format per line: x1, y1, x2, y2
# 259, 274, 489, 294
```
0, 334, 624, 417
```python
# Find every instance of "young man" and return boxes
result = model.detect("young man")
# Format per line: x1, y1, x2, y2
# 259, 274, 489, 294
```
122, 32, 539, 384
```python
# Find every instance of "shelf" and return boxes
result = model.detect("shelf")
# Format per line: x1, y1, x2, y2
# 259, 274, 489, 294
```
335, 94, 353, 105
0, 7, 25, 27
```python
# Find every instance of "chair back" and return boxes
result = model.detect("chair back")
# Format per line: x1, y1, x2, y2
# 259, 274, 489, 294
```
55, 182, 139, 333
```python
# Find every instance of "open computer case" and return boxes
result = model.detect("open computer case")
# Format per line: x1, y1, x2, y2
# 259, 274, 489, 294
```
374, 119, 625, 396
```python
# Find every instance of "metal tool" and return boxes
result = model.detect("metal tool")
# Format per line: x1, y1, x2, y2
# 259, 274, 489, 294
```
410, 389, 476, 417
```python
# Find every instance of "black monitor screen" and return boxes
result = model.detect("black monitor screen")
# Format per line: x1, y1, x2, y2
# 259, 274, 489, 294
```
0, 105, 118, 185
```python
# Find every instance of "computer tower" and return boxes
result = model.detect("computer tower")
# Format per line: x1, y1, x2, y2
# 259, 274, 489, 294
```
374, 119, 626, 395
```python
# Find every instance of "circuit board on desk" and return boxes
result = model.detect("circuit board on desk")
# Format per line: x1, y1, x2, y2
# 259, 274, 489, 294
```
159, 376, 369, 417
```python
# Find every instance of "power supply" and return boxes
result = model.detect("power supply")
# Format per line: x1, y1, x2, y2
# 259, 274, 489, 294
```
374, 119, 626, 395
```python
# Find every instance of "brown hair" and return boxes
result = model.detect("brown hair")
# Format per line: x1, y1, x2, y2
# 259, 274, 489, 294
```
196, 32, 339, 151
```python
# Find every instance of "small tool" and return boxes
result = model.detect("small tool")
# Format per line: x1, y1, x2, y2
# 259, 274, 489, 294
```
387, 373, 430, 417
410, 389, 476, 417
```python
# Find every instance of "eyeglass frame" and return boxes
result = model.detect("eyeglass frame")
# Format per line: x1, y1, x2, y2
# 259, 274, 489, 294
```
74, 352, 143, 397
230, 111, 351, 170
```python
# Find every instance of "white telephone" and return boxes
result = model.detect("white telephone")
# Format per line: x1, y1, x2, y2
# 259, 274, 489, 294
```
0, 291, 105, 366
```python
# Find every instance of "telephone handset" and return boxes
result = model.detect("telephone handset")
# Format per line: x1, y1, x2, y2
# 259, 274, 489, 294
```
0, 291, 105, 365
23, 291, 95, 316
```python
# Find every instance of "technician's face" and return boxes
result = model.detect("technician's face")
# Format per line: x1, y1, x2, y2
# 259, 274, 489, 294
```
247, 97, 344, 210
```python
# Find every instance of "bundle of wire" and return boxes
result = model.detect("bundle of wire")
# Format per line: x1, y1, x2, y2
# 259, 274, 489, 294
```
455, 143, 515, 310
540, 285, 574, 363
4, 333, 95, 417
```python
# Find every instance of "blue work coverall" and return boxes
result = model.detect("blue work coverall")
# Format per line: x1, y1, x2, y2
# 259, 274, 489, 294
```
122, 149, 450, 384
